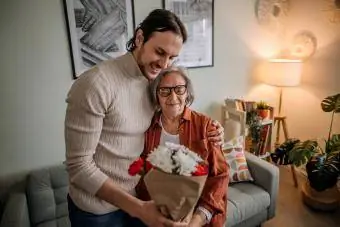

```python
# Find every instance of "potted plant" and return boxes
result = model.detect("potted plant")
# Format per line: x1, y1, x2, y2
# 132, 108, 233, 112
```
246, 110, 263, 154
284, 93, 340, 210
256, 101, 270, 119
288, 93, 340, 192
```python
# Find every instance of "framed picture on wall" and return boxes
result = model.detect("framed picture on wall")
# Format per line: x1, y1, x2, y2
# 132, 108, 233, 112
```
163, 0, 214, 68
63, 0, 135, 79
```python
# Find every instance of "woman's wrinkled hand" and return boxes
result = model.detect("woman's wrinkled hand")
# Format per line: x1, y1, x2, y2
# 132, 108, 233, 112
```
188, 212, 205, 227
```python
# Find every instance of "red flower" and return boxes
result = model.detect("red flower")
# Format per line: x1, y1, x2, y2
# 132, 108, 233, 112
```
192, 164, 208, 176
128, 158, 144, 176
145, 160, 153, 172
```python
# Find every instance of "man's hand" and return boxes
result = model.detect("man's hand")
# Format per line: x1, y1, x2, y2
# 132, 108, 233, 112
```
138, 201, 188, 227
207, 120, 224, 146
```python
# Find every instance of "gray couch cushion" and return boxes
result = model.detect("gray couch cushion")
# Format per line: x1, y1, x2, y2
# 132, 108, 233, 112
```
36, 216, 70, 227
226, 183, 270, 226
26, 165, 69, 226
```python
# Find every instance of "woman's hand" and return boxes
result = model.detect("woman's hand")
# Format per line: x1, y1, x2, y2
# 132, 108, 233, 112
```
207, 120, 224, 146
188, 213, 205, 227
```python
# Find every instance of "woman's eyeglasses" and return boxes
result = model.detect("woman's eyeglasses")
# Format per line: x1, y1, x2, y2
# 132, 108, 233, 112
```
158, 85, 187, 97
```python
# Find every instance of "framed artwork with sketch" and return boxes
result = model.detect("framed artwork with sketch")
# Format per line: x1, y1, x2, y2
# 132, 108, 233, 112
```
63, 0, 135, 79
163, 0, 214, 68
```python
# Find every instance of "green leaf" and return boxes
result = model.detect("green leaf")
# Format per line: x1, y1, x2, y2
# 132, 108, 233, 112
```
318, 147, 340, 176
289, 140, 319, 167
321, 93, 340, 113
327, 134, 340, 154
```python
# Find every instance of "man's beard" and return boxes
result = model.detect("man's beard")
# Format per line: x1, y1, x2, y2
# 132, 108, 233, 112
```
135, 48, 150, 80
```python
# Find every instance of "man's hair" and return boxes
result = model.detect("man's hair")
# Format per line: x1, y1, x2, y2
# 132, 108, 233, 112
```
126, 9, 187, 52
149, 66, 194, 108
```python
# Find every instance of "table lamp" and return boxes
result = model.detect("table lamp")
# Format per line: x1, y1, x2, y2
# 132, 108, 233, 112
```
263, 59, 302, 187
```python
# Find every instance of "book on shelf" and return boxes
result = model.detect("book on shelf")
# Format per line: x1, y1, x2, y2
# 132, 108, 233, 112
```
224, 98, 261, 112
246, 123, 271, 156
257, 124, 271, 156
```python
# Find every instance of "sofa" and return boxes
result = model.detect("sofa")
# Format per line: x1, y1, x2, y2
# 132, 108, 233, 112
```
0, 152, 279, 227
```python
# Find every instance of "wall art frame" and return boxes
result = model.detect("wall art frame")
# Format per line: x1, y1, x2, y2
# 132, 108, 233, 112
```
64, 0, 135, 79
163, 0, 214, 68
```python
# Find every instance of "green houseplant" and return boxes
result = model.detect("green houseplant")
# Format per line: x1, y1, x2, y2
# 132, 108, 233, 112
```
256, 101, 270, 119
288, 93, 340, 192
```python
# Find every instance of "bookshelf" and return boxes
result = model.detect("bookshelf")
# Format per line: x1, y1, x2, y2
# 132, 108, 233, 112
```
223, 99, 274, 158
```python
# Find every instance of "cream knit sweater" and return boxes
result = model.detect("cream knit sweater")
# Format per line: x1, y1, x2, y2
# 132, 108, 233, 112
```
65, 53, 154, 214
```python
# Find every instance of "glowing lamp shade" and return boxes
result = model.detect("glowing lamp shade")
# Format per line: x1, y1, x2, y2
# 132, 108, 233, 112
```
263, 59, 302, 87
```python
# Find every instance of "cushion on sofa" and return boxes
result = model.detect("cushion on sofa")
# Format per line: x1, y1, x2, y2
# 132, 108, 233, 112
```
223, 136, 254, 183
36, 216, 70, 227
26, 165, 69, 226
226, 183, 270, 226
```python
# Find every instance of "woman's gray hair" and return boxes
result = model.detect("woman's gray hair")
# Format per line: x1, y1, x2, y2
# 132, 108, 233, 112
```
149, 66, 195, 108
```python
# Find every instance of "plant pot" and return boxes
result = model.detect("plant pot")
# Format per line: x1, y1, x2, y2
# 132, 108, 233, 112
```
306, 159, 338, 192
301, 181, 340, 211
257, 109, 269, 119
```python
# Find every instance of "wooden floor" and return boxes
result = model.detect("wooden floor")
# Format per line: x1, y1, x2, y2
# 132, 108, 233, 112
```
263, 166, 340, 227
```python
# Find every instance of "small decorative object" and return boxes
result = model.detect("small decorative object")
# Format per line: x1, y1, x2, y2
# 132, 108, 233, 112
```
256, 101, 270, 119
255, 0, 290, 31
288, 31, 317, 60
64, 0, 135, 79
288, 93, 340, 210
323, 0, 340, 24
163, 0, 214, 68
129, 142, 208, 221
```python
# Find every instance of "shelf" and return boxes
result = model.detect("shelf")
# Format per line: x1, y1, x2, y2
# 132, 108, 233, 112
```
260, 119, 273, 126
258, 152, 271, 159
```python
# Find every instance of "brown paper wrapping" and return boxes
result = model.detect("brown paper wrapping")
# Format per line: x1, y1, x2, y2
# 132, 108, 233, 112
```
143, 168, 207, 222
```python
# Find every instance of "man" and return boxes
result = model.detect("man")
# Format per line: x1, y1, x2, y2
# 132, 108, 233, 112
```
65, 9, 223, 227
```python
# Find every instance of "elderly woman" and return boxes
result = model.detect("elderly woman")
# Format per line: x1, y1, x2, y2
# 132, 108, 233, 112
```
136, 66, 229, 227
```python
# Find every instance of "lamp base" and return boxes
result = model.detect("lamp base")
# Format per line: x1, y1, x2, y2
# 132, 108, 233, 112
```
274, 115, 288, 148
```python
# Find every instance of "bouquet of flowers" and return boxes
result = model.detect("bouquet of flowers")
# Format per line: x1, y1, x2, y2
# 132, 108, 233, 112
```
129, 142, 208, 222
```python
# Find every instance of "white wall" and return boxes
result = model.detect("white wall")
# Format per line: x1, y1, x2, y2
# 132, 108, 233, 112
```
0, 0, 339, 176
0, 0, 73, 177
243, 0, 340, 141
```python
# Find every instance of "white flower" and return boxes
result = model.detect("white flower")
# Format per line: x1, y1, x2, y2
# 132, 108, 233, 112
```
147, 142, 204, 176
172, 150, 197, 176
184, 147, 203, 163
147, 146, 174, 174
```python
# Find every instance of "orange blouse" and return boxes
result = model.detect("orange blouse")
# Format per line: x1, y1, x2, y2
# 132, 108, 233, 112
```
136, 107, 229, 227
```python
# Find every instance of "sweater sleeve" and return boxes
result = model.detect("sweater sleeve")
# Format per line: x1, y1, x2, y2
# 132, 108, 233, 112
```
65, 67, 112, 195
197, 120, 229, 227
